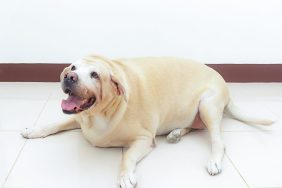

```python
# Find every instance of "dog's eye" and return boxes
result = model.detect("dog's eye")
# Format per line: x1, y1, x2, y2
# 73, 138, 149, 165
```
71, 65, 76, 71
90, 71, 99, 79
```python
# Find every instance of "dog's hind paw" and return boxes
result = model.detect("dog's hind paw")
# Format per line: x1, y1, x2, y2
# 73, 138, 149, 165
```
166, 129, 182, 143
207, 159, 222, 176
118, 171, 137, 188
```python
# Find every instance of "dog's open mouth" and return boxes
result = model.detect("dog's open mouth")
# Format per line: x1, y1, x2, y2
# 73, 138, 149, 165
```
61, 95, 96, 114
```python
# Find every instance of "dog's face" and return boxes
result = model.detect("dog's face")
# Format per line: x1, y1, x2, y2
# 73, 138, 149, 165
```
60, 57, 126, 114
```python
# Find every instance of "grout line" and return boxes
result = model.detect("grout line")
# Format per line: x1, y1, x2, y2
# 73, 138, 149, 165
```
225, 98, 282, 102
251, 187, 282, 188
195, 129, 282, 133
225, 153, 250, 188
2, 93, 52, 188
222, 130, 282, 132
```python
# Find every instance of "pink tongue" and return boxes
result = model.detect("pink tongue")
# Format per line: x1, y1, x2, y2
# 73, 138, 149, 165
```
61, 96, 84, 111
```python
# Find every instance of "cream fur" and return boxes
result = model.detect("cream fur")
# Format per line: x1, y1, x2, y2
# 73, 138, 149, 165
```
22, 55, 275, 188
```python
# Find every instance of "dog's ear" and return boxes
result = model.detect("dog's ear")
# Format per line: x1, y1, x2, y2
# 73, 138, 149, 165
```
110, 74, 127, 102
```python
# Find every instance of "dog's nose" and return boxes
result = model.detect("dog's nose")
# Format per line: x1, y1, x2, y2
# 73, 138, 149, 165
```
64, 72, 78, 83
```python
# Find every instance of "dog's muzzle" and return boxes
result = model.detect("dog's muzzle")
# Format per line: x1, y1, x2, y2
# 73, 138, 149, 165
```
61, 71, 96, 114
62, 72, 78, 94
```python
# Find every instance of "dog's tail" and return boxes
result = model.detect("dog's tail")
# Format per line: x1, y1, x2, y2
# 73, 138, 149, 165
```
225, 100, 277, 125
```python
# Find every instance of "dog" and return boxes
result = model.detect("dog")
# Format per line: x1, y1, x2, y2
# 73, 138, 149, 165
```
21, 55, 275, 188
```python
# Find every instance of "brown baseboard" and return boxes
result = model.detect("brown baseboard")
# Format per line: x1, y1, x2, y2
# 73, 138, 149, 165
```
0, 63, 281, 82
0, 64, 68, 82
208, 64, 282, 82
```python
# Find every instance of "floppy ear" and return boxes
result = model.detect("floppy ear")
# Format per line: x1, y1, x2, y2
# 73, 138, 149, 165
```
110, 74, 127, 102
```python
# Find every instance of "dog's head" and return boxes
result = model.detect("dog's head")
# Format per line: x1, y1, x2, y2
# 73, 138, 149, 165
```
60, 55, 126, 114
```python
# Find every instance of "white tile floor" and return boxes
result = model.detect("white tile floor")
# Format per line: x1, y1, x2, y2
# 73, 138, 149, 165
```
0, 82, 281, 188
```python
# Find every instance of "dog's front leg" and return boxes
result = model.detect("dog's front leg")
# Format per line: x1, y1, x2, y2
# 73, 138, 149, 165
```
21, 117, 80, 139
118, 137, 154, 188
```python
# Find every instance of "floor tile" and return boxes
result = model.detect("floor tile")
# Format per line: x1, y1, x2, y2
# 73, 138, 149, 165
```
224, 131, 282, 188
35, 99, 74, 128
4, 131, 122, 188
227, 83, 282, 101
136, 132, 247, 188
222, 101, 281, 131
222, 117, 282, 132
264, 101, 282, 118
0, 82, 55, 100
48, 83, 67, 100
0, 132, 26, 187
1, 82, 282, 188
0, 99, 47, 131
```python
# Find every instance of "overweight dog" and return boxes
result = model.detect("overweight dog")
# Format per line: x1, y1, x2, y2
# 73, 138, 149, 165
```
22, 55, 275, 188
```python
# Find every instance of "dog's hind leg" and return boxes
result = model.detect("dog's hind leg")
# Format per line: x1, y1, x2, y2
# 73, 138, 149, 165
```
166, 128, 191, 143
199, 90, 226, 176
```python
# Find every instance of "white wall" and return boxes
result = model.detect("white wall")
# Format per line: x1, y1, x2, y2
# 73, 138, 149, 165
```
0, 0, 282, 64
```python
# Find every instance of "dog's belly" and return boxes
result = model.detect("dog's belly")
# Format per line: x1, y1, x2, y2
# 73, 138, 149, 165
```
156, 112, 206, 135
157, 114, 195, 135
191, 113, 206, 129
157, 121, 190, 135
80, 126, 127, 147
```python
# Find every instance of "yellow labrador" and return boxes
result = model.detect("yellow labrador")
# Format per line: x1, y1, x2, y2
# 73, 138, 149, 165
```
22, 55, 275, 188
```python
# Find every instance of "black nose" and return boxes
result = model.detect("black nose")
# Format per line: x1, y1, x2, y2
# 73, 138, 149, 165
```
64, 72, 78, 83
63, 72, 78, 94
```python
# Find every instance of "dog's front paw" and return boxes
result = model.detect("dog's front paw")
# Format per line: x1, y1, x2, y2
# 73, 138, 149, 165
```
207, 159, 222, 176
118, 171, 137, 188
21, 128, 47, 139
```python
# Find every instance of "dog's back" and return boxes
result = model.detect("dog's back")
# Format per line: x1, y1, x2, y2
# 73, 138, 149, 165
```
114, 57, 230, 135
